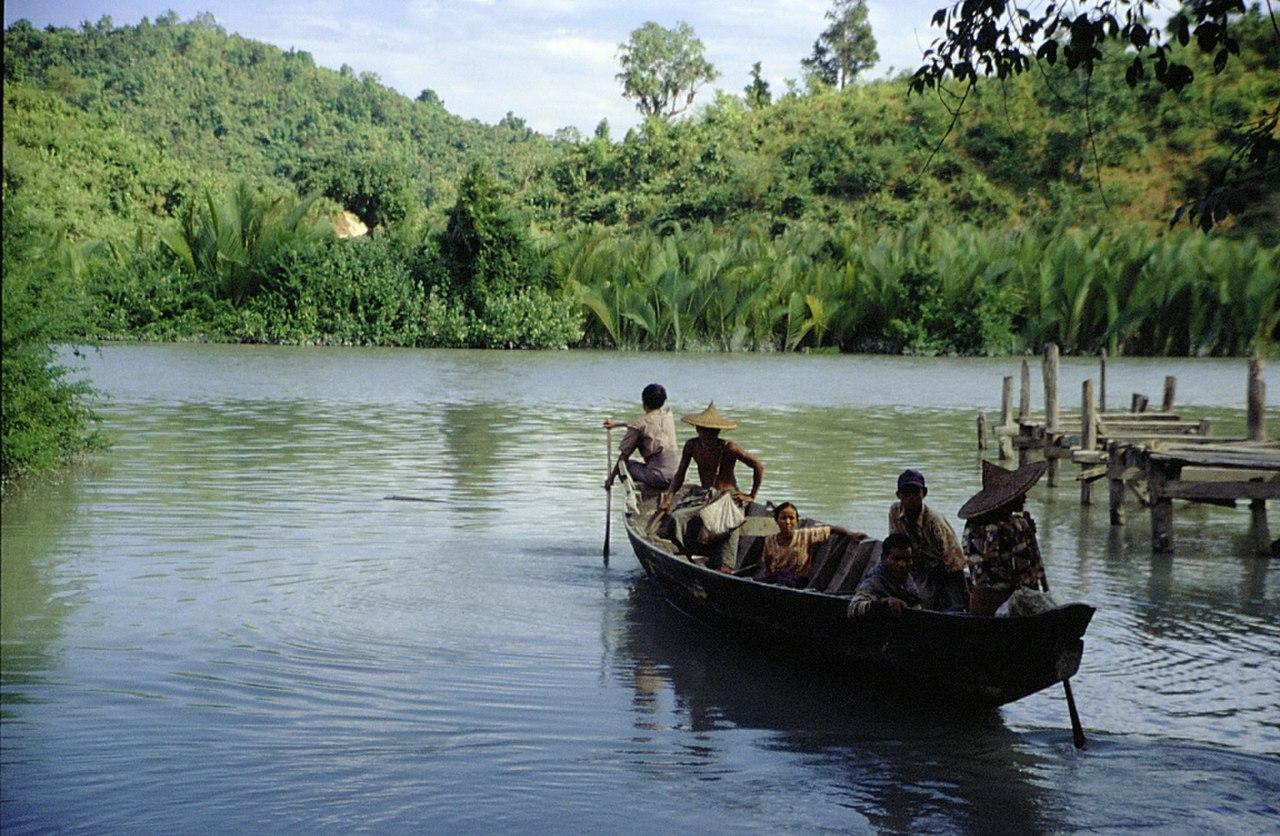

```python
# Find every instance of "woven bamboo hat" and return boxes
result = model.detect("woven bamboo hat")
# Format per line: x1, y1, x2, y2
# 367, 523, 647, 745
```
958, 460, 1048, 519
681, 401, 738, 430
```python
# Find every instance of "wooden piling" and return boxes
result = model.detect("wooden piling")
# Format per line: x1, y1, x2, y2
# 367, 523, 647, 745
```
1131, 393, 1149, 413
977, 411, 988, 451
1044, 343, 1061, 486
999, 375, 1015, 461
1149, 466, 1173, 553
1081, 379, 1096, 504
1247, 356, 1266, 442
1247, 356, 1268, 554
1162, 376, 1177, 412
1019, 359, 1031, 421
1099, 349, 1107, 413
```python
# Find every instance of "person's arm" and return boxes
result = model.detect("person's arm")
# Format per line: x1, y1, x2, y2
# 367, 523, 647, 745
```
830, 524, 867, 541
659, 441, 694, 511
729, 442, 764, 503
604, 426, 642, 488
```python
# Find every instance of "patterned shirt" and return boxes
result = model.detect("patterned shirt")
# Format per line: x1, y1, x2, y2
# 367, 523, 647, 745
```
762, 526, 832, 576
962, 512, 1045, 590
888, 502, 966, 574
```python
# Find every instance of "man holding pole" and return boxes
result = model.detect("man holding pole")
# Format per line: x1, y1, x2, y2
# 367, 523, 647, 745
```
604, 383, 679, 492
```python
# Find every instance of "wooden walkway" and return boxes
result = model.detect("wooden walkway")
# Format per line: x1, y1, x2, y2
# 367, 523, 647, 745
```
982, 349, 1274, 555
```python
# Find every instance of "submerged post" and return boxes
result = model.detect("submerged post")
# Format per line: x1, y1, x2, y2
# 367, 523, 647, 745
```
977, 412, 988, 451
1044, 343, 1061, 487
1099, 349, 1107, 413
999, 375, 1015, 461
1162, 376, 1177, 412
1081, 379, 1097, 505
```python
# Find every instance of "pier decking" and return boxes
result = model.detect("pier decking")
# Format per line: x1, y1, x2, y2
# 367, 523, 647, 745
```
986, 349, 1275, 555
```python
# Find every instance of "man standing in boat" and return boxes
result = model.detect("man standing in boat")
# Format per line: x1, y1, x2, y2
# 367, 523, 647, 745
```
604, 383, 679, 492
888, 469, 967, 611
658, 402, 765, 572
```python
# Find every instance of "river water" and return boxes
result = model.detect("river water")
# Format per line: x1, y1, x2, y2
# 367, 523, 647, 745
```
2, 345, 1277, 832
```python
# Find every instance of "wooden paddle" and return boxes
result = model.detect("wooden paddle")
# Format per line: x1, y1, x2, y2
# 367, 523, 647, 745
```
603, 422, 612, 565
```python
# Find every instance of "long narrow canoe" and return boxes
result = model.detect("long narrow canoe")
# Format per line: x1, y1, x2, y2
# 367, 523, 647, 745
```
624, 497, 1094, 709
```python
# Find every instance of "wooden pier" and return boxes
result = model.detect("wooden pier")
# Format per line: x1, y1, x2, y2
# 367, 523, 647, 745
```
986, 348, 1276, 555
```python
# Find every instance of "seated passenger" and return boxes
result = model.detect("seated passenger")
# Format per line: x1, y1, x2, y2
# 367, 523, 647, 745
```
658, 402, 764, 572
760, 502, 865, 587
847, 533, 923, 618
604, 383, 678, 492
888, 469, 968, 612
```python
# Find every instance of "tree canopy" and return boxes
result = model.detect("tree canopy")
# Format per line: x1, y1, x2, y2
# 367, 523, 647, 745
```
910, 0, 1279, 228
802, 0, 880, 89
616, 21, 719, 119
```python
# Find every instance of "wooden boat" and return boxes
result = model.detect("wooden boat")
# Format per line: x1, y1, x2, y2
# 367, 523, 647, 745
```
623, 491, 1095, 711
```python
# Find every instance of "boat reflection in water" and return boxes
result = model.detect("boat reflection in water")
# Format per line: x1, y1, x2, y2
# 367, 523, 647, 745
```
606, 579, 1060, 833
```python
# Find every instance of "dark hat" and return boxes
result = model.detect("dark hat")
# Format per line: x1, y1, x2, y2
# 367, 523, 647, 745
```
897, 469, 927, 491
958, 460, 1048, 519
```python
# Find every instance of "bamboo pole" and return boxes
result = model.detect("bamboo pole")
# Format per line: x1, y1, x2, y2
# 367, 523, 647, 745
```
1081, 379, 1097, 505
604, 423, 612, 564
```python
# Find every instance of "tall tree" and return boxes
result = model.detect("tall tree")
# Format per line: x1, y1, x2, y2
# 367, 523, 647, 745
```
802, 0, 880, 89
910, 1, 1279, 229
616, 21, 719, 119
744, 61, 772, 108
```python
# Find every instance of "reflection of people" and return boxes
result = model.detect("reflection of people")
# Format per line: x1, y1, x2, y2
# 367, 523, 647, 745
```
960, 460, 1049, 616
604, 383, 678, 492
660, 403, 765, 572
888, 469, 967, 611
761, 502, 865, 587
848, 533, 923, 618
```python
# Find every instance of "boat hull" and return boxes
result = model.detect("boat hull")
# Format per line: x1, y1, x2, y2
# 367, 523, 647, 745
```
626, 521, 1094, 707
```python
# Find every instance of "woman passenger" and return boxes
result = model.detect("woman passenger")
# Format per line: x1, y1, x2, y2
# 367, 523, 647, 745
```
760, 502, 865, 587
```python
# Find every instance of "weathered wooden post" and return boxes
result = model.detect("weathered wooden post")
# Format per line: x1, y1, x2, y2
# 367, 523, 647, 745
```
1247, 356, 1269, 554
1019, 358, 1032, 466
977, 411, 988, 451
999, 375, 1015, 461
1247, 356, 1266, 442
1131, 393, 1149, 413
1099, 348, 1107, 413
1081, 379, 1097, 504
1109, 447, 1126, 526
1150, 464, 1174, 553
1162, 376, 1177, 412
1019, 359, 1032, 421
1043, 343, 1061, 486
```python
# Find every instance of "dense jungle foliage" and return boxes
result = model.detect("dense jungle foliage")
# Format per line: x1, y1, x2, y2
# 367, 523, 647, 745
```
2, 10, 1277, 480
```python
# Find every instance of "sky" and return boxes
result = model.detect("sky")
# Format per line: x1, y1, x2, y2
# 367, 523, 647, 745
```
4, 1, 953, 135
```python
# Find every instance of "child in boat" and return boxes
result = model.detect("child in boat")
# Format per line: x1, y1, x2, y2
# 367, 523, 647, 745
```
847, 533, 924, 618
604, 383, 678, 492
658, 402, 764, 571
760, 502, 865, 586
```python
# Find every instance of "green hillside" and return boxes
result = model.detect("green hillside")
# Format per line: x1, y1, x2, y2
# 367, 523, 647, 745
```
3, 9, 1277, 482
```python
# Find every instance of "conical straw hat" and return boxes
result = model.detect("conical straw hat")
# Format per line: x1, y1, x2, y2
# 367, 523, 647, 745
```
958, 460, 1048, 519
681, 401, 738, 430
